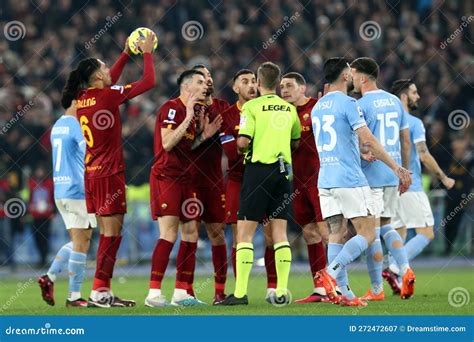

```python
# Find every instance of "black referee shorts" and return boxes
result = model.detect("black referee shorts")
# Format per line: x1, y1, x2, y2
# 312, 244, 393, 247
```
237, 162, 292, 222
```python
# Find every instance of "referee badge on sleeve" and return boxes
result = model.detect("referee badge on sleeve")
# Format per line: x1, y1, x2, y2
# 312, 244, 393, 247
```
240, 115, 247, 129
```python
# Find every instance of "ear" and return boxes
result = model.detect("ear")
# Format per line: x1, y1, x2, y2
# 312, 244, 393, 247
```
257, 78, 262, 88
92, 69, 102, 81
232, 84, 239, 94
300, 84, 307, 94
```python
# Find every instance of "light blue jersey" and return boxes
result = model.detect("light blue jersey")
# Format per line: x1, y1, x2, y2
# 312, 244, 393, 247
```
311, 91, 368, 189
406, 112, 426, 192
359, 90, 408, 187
50, 115, 86, 199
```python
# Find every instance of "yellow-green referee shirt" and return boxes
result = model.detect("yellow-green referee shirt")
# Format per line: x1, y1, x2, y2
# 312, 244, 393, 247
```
238, 94, 301, 165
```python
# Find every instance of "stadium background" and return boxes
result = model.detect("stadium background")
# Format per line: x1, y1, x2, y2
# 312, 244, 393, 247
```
0, 0, 472, 271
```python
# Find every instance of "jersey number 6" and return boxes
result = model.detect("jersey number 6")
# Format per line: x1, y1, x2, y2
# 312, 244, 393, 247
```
80, 115, 94, 148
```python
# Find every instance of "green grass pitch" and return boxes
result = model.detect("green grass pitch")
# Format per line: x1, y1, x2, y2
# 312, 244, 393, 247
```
1, 268, 472, 315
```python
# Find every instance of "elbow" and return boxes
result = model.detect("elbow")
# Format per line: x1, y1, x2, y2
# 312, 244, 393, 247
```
236, 140, 247, 151
162, 142, 172, 152
419, 153, 428, 164
291, 140, 300, 150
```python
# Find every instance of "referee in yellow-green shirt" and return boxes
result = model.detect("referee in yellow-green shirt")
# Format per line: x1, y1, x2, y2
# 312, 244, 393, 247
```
218, 62, 302, 306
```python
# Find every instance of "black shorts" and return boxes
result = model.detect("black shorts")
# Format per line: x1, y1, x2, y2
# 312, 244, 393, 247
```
238, 162, 291, 222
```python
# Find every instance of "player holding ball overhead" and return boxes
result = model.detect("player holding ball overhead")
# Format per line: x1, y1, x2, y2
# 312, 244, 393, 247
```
61, 30, 156, 308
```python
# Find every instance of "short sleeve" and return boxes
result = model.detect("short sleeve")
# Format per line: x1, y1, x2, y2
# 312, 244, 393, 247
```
158, 102, 181, 130
412, 118, 426, 143
291, 108, 302, 140
345, 99, 367, 131
238, 103, 255, 139
398, 100, 409, 130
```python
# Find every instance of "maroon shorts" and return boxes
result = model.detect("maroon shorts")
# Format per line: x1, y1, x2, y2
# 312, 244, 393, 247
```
293, 186, 323, 226
224, 179, 241, 224
85, 172, 127, 215
150, 176, 199, 221
194, 185, 225, 223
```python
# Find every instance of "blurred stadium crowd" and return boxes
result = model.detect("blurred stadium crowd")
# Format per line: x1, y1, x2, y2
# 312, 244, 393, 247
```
0, 0, 472, 267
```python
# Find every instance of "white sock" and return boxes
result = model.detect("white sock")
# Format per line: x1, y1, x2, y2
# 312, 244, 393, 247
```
90, 290, 100, 301
314, 287, 327, 296
147, 288, 162, 298
389, 263, 400, 275
173, 288, 188, 300
47, 272, 57, 282
266, 288, 276, 297
68, 291, 81, 301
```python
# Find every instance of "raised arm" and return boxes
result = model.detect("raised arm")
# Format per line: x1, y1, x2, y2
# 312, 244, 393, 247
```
110, 41, 130, 84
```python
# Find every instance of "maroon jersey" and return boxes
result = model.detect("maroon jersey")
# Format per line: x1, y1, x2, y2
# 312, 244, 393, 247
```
292, 97, 320, 188
152, 97, 197, 183
76, 52, 155, 179
220, 102, 245, 182
190, 98, 230, 187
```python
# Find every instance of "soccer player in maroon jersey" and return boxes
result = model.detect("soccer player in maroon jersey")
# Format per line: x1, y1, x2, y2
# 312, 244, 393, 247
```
220, 69, 278, 301
280, 73, 330, 303
177, 64, 229, 304
146, 69, 221, 307
61, 33, 156, 308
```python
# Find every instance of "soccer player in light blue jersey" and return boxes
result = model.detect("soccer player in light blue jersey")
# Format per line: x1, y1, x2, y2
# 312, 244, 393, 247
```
311, 58, 411, 307
351, 57, 415, 300
384, 79, 455, 294
38, 100, 97, 308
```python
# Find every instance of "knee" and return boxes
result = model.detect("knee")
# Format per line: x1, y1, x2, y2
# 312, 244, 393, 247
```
73, 235, 91, 253
206, 224, 225, 244
303, 228, 320, 245
362, 228, 376, 245
160, 229, 178, 243
420, 228, 435, 241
